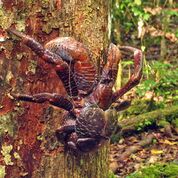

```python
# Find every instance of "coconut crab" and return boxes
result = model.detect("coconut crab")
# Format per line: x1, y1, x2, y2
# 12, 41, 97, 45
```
8, 28, 142, 153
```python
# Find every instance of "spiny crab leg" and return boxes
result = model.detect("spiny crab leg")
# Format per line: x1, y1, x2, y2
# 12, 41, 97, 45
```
112, 46, 143, 102
11, 93, 74, 112
7, 28, 78, 97
7, 28, 64, 65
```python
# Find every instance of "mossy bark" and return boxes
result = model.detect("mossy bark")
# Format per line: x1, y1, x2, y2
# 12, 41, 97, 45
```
0, 0, 110, 177
120, 105, 178, 134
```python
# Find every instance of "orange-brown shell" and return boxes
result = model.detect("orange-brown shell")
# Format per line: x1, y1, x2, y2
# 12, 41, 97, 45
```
45, 37, 97, 95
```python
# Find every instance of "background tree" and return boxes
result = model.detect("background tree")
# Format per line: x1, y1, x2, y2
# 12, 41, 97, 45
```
109, 1, 178, 177
0, 1, 111, 177
111, 0, 178, 117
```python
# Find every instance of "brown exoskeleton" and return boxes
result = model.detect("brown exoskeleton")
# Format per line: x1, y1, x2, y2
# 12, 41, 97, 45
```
8, 28, 142, 153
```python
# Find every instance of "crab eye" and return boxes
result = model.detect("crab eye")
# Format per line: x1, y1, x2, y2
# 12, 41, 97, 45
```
100, 78, 112, 84
100, 70, 115, 84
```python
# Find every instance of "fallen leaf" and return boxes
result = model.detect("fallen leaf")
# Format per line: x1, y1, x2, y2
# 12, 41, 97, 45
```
151, 149, 164, 154
162, 140, 177, 145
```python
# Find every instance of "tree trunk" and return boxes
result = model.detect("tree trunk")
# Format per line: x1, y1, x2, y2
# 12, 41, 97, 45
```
0, 1, 110, 178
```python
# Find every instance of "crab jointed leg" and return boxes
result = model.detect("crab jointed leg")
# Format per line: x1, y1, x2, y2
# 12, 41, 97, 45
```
112, 46, 143, 102
11, 93, 73, 112
7, 29, 64, 65
56, 124, 76, 144
7, 28, 78, 97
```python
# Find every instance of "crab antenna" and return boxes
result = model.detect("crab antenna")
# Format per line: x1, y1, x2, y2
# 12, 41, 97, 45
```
112, 46, 143, 102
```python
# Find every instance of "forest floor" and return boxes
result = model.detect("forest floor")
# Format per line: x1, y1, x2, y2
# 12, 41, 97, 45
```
109, 129, 178, 177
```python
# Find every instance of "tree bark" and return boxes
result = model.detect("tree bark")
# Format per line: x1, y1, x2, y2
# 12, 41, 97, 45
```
0, 1, 110, 178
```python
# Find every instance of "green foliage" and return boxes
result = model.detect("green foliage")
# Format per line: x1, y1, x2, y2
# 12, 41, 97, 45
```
136, 61, 178, 99
172, 118, 178, 128
123, 99, 158, 116
126, 162, 178, 178
108, 170, 117, 178
112, 0, 178, 47
112, 0, 150, 42
164, 9, 178, 16
136, 119, 153, 131
176, 30, 178, 38
110, 132, 121, 143
122, 60, 134, 67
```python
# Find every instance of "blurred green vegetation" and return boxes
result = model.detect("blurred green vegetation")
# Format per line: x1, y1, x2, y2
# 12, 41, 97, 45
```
111, 1, 178, 176
112, 0, 178, 111
110, 1, 177, 177
126, 162, 178, 178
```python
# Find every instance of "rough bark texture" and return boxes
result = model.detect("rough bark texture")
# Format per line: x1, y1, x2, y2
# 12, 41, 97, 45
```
0, 1, 110, 177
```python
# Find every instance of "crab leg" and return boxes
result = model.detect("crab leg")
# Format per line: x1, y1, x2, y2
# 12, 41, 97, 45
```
55, 120, 76, 144
112, 46, 143, 102
76, 138, 99, 152
7, 28, 78, 97
11, 93, 74, 112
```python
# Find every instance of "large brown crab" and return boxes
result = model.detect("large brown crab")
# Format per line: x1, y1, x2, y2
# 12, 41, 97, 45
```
8, 28, 142, 153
